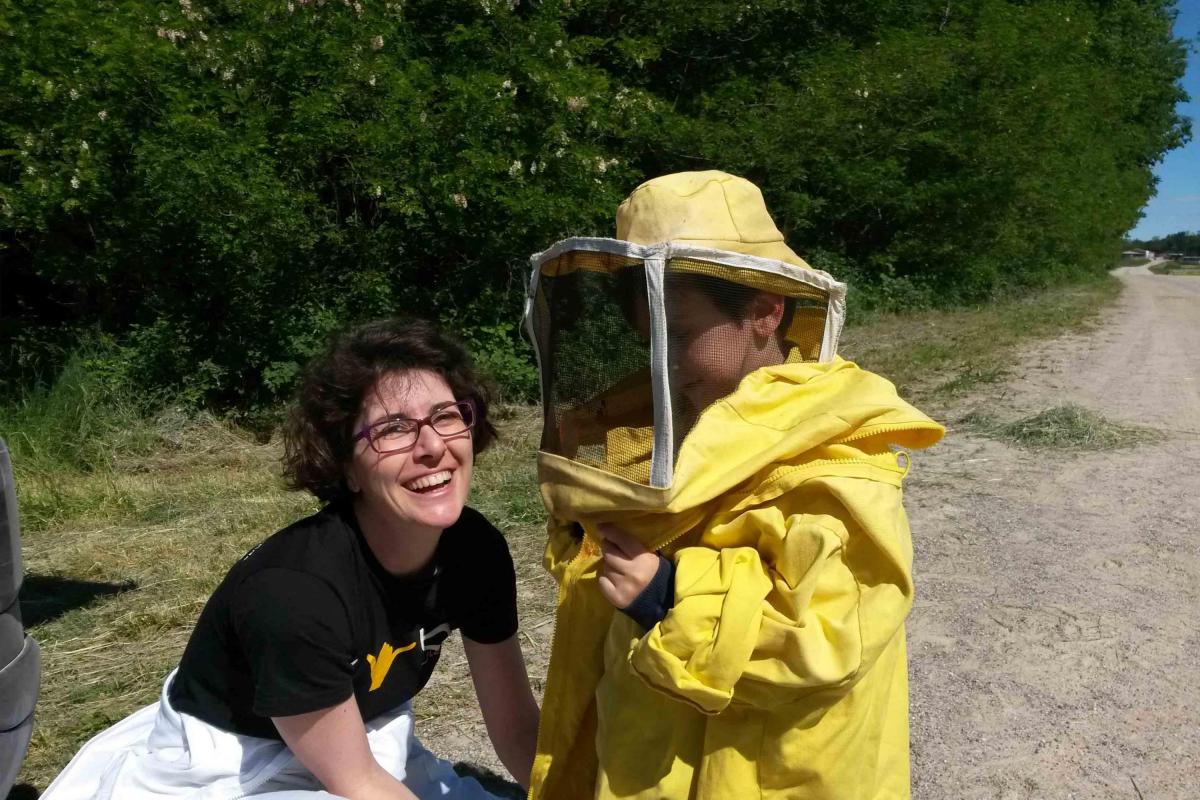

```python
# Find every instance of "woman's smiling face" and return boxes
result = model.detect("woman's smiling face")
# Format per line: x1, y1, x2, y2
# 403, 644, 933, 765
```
345, 369, 473, 536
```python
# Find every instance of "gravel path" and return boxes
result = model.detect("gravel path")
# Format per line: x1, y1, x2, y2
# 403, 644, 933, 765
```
906, 266, 1200, 799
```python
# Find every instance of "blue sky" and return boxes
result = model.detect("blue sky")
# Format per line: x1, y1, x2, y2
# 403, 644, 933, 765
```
1129, 1, 1200, 240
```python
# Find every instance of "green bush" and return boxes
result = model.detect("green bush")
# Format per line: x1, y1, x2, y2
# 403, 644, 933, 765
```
451, 320, 540, 404
0, 0, 1189, 407
0, 337, 155, 473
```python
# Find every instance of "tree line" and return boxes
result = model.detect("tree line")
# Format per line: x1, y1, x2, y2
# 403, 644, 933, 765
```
1128, 231, 1200, 255
1, 0, 1190, 406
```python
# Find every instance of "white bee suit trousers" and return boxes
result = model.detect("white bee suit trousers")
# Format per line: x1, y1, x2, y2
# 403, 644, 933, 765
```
40, 670, 504, 800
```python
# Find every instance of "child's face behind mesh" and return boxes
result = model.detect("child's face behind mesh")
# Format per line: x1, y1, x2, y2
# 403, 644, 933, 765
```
666, 281, 787, 425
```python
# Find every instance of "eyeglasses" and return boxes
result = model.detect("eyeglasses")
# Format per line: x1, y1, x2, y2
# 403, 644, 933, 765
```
355, 400, 476, 454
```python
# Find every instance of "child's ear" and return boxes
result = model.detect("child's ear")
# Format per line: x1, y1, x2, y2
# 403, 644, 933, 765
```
748, 292, 786, 338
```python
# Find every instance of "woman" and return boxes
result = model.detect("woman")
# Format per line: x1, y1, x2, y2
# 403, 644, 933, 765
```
43, 319, 539, 800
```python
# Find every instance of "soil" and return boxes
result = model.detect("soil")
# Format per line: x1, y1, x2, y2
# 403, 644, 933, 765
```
906, 265, 1200, 799
423, 265, 1200, 799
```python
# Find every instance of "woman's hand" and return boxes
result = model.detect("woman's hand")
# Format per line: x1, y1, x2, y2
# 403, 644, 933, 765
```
273, 697, 420, 800
597, 524, 660, 609
464, 635, 540, 789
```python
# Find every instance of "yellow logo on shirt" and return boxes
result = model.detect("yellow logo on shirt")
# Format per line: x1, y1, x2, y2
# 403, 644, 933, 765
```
366, 641, 415, 691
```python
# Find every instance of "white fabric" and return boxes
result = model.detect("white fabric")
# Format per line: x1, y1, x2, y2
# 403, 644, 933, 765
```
40, 671, 505, 800
643, 255, 672, 488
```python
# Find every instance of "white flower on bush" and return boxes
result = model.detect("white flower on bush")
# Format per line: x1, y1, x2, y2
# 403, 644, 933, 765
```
69, 88, 80, 100
372, 35, 384, 50
371, 185, 383, 198
508, 159, 522, 177
98, 110, 108, 121
452, 193, 468, 209
70, 176, 81, 190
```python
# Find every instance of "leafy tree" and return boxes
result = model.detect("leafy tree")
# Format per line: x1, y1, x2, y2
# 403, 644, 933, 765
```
1, 0, 1190, 406
1129, 231, 1200, 255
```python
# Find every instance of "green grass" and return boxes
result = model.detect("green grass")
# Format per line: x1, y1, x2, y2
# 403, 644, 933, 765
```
1149, 260, 1200, 275
3, 276, 1122, 794
961, 405, 1159, 450
840, 276, 1120, 403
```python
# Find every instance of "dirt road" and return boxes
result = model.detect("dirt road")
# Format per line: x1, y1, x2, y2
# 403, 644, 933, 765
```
906, 266, 1200, 798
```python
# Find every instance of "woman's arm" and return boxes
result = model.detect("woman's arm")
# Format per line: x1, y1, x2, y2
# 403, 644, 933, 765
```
463, 634, 540, 789
273, 696, 419, 800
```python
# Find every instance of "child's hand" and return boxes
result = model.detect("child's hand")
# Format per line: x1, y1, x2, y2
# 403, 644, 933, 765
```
596, 524, 660, 609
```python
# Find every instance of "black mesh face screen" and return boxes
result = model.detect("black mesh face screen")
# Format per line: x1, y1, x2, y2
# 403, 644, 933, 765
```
529, 248, 834, 487
531, 252, 655, 484
664, 258, 830, 454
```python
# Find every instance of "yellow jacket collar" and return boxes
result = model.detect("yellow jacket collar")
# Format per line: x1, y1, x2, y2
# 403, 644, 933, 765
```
538, 358, 943, 541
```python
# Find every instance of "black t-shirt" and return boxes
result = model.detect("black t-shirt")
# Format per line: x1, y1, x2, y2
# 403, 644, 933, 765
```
169, 502, 517, 739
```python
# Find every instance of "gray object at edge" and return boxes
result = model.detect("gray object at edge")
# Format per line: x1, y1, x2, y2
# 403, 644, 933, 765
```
0, 438, 41, 796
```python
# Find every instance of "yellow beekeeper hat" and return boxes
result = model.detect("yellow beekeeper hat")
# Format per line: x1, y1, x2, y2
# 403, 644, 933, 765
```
615, 170, 814, 270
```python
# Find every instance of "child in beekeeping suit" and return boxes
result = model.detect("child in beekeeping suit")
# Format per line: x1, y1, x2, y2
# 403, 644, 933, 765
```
522, 170, 944, 800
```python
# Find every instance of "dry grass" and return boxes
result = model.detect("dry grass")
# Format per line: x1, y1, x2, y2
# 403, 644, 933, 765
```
960, 405, 1159, 451
14, 416, 316, 791
8, 278, 1121, 795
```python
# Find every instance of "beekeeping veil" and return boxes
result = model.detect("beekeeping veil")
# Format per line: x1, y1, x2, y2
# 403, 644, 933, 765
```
523, 171, 846, 492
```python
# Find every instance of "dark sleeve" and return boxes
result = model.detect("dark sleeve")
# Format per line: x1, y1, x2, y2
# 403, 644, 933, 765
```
619, 554, 676, 630
231, 568, 356, 719
443, 510, 519, 644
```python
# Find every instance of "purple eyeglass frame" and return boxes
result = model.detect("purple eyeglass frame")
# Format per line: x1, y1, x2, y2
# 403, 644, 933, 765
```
354, 399, 476, 454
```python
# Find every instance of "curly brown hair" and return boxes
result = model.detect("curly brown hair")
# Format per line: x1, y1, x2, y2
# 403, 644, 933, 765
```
283, 318, 497, 503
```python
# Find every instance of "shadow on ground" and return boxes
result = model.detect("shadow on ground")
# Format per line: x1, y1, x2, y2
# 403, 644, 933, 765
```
454, 762, 524, 799
19, 575, 137, 628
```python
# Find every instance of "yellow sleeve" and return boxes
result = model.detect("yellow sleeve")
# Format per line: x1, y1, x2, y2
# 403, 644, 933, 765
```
627, 475, 913, 714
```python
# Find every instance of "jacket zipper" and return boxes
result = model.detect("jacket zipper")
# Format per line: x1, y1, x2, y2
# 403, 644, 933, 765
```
832, 420, 941, 445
